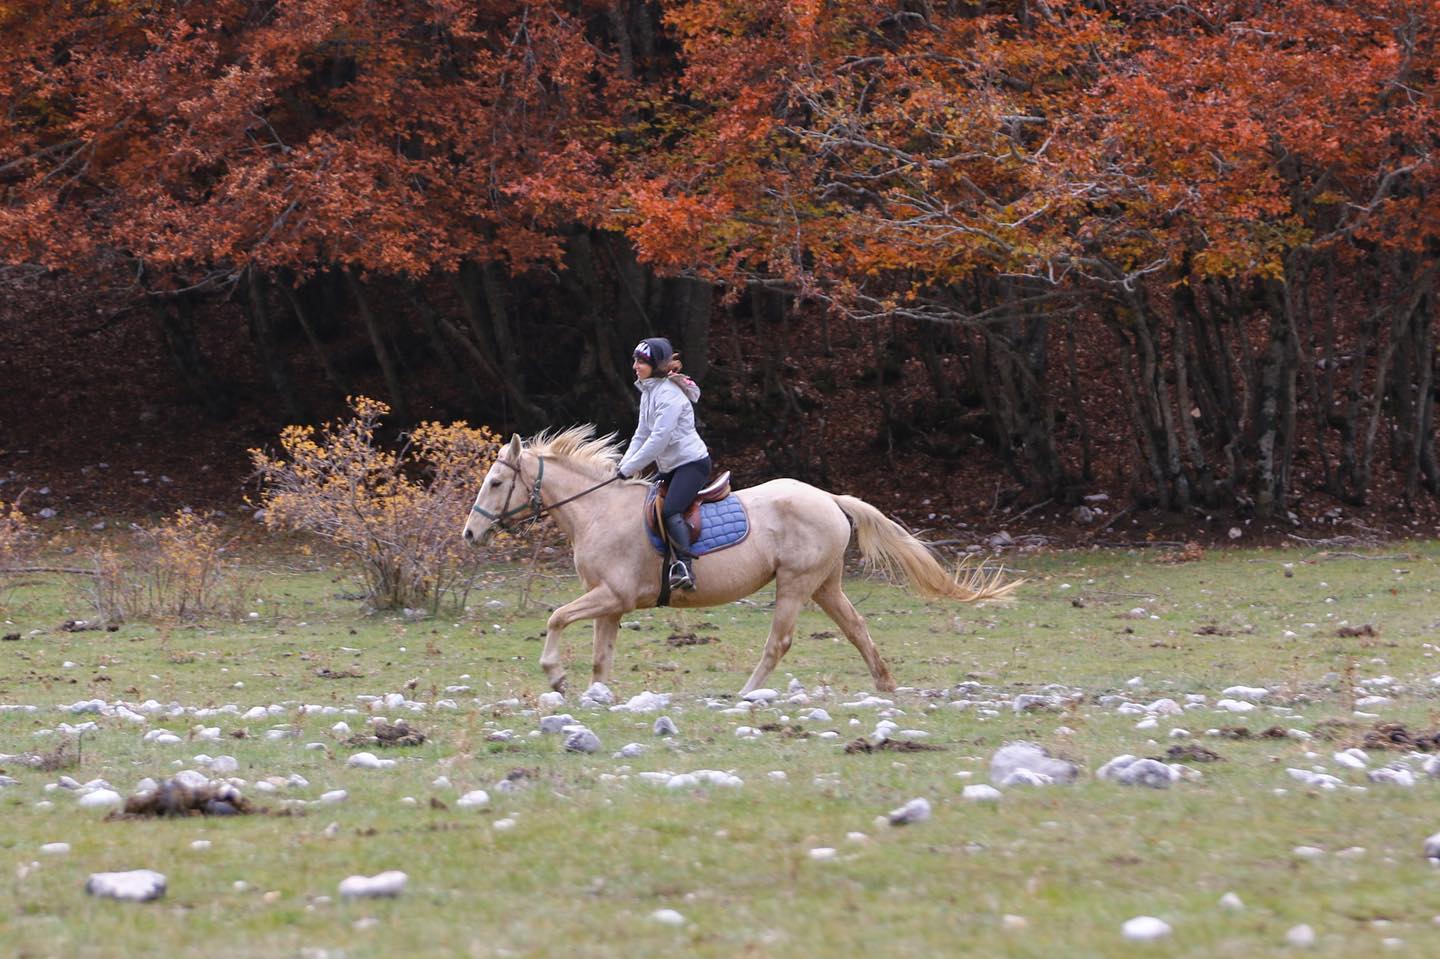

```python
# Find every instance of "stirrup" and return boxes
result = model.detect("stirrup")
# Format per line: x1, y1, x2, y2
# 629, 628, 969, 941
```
668, 560, 696, 591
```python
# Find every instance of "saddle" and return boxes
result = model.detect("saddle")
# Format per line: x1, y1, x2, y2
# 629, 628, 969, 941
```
645, 471, 732, 545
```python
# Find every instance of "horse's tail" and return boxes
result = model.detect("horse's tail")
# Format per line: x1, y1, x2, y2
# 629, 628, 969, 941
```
830, 494, 1021, 602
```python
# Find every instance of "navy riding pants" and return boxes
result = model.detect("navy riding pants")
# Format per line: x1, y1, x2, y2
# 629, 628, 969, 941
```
659, 456, 712, 519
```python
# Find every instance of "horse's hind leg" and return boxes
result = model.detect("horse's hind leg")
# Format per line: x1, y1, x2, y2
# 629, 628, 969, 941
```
738, 584, 805, 697
813, 568, 895, 692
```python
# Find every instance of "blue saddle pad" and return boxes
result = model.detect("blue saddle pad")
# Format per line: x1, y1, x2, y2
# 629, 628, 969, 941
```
648, 494, 750, 556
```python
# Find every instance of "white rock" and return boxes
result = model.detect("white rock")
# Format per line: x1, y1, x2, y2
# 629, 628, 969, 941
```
1369, 767, 1415, 787
1121, 916, 1171, 941
1215, 699, 1256, 713
999, 769, 1054, 787
887, 797, 932, 826
564, 729, 601, 754
346, 752, 396, 770
808, 847, 837, 861
1333, 751, 1367, 770
653, 716, 679, 737
742, 688, 778, 703
1219, 892, 1244, 911
615, 691, 670, 713
319, 790, 348, 804
456, 790, 490, 809
190, 840, 211, 851
1423, 832, 1440, 859
652, 908, 686, 926
78, 789, 123, 809
989, 742, 1078, 786
581, 682, 614, 706
1286, 924, 1316, 947
338, 870, 407, 899
767, 771, 788, 781
86, 870, 167, 902
962, 784, 1003, 802
617, 743, 646, 758
39, 842, 70, 855
1221, 685, 1269, 701
1293, 845, 1325, 859
665, 774, 699, 790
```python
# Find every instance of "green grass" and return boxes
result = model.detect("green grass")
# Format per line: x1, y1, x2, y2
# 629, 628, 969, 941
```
3, 541, 1440, 957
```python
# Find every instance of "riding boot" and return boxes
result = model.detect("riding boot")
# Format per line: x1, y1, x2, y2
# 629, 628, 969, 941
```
663, 513, 697, 590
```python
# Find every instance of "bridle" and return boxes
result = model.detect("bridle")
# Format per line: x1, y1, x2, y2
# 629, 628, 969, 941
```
470, 453, 623, 533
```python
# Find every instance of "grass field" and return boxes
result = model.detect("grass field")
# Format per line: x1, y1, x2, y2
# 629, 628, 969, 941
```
4, 539, 1440, 958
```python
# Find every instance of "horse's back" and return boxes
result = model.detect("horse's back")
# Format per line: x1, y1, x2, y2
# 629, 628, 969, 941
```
733, 478, 850, 544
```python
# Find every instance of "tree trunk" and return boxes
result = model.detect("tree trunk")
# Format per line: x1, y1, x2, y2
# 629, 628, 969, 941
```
156, 293, 232, 419
245, 269, 305, 423
345, 269, 410, 422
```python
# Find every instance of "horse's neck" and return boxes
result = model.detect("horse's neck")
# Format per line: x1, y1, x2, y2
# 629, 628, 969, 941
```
531, 456, 634, 543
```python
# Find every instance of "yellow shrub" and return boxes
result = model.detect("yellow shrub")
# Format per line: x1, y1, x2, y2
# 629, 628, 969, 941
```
250, 397, 500, 612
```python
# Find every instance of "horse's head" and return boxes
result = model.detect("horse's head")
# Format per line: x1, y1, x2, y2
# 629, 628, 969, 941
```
462, 433, 526, 545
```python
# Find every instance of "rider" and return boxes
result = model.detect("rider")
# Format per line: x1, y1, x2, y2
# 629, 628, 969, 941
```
616, 337, 710, 590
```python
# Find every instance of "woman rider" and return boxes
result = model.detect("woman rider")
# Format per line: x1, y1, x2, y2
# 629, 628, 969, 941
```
616, 337, 709, 590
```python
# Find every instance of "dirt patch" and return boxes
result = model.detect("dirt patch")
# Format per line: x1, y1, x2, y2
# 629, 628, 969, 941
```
11, 738, 82, 771
1194, 624, 1234, 636
844, 738, 945, 754
758, 723, 810, 738
346, 720, 426, 748
665, 631, 714, 647
1337, 624, 1378, 637
60, 620, 117, 632
115, 779, 258, 818
1311, 718, 1361, 741
2, 632, 19, 641
1165, 744, 1223, 763
1361, 722, 1440, 752
1260, 726, 1291, 739
314, 667, 365, 679
1215, 726, 1251, 739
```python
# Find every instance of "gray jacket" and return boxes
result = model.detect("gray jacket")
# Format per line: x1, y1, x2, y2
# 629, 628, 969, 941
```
618, 376, 709, 476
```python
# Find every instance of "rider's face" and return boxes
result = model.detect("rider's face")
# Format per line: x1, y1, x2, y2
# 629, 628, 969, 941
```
633, 356, 653, 378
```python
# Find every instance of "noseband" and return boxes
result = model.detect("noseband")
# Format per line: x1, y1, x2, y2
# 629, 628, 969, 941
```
470, 456, 546, 532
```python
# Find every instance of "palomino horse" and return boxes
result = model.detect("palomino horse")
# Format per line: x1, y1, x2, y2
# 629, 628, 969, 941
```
462, 427, 1018, 696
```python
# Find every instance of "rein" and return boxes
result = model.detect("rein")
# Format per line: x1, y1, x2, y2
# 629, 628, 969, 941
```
471, 455, 623, 531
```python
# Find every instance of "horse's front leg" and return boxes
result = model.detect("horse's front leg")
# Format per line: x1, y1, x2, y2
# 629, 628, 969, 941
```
539, 586, 624, 692
592, 614, 621, 686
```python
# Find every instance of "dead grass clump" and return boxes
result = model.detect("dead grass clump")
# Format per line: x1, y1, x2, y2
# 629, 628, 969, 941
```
117, 779, 257, 818
844, 738, 945, 753
1360, 723, 1440, 752
346, 720, 427, 748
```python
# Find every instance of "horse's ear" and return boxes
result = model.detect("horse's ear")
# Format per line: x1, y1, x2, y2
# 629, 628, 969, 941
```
506, 434, 522, 459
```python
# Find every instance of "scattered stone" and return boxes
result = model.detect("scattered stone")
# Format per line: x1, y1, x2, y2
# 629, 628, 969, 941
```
989, 742, 1078, 786
580, 682, 614, 707
653, 716, 679, 737
1219, 892, 1244, 911
1096, 755, 1179, 788
1121, 916, 1172, 941
652, 909, 686, 926
540, 714, 576, 734
78, 789, 124, 810
1422, 832, 1440, 860
564, 729, 601, 754
1286, 924, 1316, 947
86, 869, 167, 902
338, 871, 407, 899
808, 847, 837, 861
887, 797, 932, 826
346, 752, 397, 770
962, 784, 1002, 802
456, 790, 490, 809
40, 842, 70, 855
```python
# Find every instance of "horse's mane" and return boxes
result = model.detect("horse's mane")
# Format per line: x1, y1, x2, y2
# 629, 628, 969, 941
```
524, 425, 626, 479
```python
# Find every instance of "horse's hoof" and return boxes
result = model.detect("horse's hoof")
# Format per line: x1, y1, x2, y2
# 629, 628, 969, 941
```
550, 676, 567, 694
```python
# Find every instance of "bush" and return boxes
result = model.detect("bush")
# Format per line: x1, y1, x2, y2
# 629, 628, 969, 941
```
250, 397, 500, 612
76, 511, 251, 623
0, 498, 38, 612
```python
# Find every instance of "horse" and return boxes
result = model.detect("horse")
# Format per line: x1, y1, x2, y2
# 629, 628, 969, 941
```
461, 426, 1019, 696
